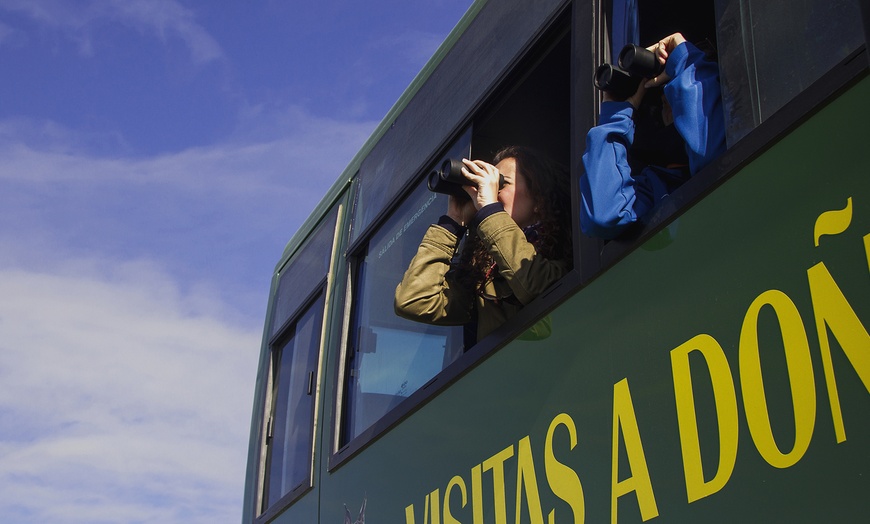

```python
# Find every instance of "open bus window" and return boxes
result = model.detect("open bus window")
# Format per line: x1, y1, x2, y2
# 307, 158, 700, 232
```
582, 1, 722, 241
714, 0, 864, 146
262, 292, 324, 513
590, 0, 864, 244
341, 182, 465, 445
338, 16, 571, 453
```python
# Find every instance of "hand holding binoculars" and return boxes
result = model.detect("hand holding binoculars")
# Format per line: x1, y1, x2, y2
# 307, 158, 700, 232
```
427, 158, 506, 199
594, 44, 666, 100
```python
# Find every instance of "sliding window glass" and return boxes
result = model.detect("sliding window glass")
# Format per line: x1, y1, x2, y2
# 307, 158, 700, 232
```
714, 0, 864, 145
263, 294, 324, 508
341, 182, 464, 446
259, 206, 337, 515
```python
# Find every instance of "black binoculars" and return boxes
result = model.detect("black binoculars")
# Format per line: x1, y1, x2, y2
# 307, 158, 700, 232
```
427, 158, 506, 199
594, 44, 666, 100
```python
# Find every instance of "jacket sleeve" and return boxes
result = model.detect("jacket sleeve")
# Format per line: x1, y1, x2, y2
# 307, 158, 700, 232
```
394, 224, 475, 326
475, 211, 570, 305
664, 41, 727, 174
579, 101, 649, 239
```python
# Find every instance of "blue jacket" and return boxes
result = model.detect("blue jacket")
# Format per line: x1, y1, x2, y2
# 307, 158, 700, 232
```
580, 42, 726, 239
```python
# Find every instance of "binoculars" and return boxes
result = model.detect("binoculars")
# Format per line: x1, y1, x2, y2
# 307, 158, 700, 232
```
594, 44, 666, 100
427, 158, 506, 199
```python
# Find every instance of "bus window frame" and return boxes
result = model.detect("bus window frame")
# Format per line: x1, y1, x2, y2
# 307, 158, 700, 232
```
329, 1, 581, 470
256, 283, 326, 522
332, 149, 469, 464
251, 195, 347, 524
592, 51, 868, 276
578, 0, 868, 283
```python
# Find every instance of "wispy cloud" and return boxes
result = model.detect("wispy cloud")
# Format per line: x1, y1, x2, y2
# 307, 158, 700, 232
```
0, 105, 377, 522
0, 0, 222, 63
0, 103, 376, 325
0, 262, 259, 523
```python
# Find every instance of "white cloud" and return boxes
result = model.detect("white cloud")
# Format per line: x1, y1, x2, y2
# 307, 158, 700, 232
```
0, 106, 376, 354
0, 261, 260, 523
0, 103, 378, 523
0, 104, 374, 190
0, 0, 222, 63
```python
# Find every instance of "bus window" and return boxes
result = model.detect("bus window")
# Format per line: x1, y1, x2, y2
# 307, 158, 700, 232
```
258, 205, 338, 515
338, 12, 572, 453
262, 293, 324, 511
583, 1, 720, 241
270, 210, 337, 338
608, 0, 717, 59
714, 0, 864, 146
341, 182, 465, 445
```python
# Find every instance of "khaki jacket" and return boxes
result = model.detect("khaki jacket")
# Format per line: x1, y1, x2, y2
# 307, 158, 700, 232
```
394, 211, 569, 340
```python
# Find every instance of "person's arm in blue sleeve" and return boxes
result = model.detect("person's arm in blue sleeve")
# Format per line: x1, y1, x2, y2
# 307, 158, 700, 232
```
580, 101, 655, 239
663, 41, 727, 174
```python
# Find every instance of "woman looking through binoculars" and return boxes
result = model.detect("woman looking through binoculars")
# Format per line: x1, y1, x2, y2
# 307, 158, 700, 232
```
395, 146, 572, 342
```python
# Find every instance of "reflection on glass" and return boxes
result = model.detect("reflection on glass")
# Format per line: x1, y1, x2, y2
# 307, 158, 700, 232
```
264, 294, 324, 509
344, 182, 465, 443
714, 0, 863, 145
271, 207, 338, 337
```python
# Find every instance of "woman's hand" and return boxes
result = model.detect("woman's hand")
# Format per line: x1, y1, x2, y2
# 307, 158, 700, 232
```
461, 159, 502, 211
446, 193, 476, 226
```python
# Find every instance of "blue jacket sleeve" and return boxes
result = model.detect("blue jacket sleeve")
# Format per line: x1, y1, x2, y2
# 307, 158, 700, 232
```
664, 42, 727, 174
580, 101, 653, 239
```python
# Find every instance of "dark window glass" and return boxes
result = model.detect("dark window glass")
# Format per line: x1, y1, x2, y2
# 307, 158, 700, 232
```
271, 208, 338, 337
263, 293, 325, 510
342, 181, 465, 444
714, 0, 864, 145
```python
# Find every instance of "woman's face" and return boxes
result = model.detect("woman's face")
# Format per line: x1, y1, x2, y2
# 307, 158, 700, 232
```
496, 157, 537, 229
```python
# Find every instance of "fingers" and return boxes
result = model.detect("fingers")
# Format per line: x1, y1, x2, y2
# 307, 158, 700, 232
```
655, 33, 686, 54
461, 159, 501, 188
461, 158, 500, 210
461, 158, 496, 177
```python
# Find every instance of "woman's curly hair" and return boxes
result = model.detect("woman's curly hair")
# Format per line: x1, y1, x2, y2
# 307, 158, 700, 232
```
456, 146, 573, 292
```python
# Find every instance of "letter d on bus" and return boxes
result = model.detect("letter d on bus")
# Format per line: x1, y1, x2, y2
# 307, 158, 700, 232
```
671, 334, 739, 503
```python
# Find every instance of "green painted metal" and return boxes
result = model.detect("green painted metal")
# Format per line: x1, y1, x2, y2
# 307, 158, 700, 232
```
312, 75, 870, 523
245, 1, 869, 519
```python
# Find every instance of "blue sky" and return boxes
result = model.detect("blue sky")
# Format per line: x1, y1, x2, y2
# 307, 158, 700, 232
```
0, 1, 473, 522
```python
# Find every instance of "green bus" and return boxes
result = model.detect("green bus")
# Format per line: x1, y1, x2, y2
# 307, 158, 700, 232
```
242, 1, 869, 522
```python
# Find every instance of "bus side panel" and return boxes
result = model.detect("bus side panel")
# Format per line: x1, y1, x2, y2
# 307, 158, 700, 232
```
316, 76, 870, 522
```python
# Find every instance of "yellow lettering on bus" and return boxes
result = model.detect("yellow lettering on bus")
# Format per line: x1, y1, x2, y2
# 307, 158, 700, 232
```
813, 197, 852, 247
611, 378, 659, 523
545, 413, 585, 524
670, 334, 738, 503
807, 261, 870, 443
471, 464, 484, 524
443, 475, 467, 524
483, 445, 515, 524
740, 290, 816, 468
864, 233, 869, 272
515, 436, 545, 524
406, 489, 441, 524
